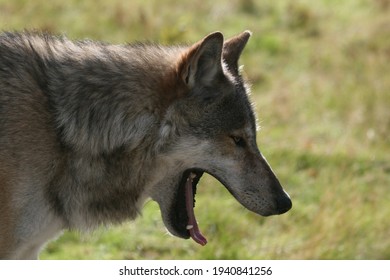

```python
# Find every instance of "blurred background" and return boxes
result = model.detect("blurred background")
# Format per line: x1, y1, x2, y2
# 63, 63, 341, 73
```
0, 0, 389, 259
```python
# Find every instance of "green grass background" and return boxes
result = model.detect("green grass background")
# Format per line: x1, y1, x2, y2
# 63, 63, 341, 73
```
1, 0, 389, 259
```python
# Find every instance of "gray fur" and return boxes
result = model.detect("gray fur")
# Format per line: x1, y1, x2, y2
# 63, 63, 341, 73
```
0, 31, 291, 259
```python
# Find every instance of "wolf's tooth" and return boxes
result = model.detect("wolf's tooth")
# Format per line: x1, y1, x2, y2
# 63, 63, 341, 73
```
186, 225, 194, 230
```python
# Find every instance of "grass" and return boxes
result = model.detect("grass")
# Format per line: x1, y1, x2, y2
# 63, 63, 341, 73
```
1, 0, 389, 259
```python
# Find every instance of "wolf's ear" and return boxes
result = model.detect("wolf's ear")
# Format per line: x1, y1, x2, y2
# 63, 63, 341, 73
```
179, 32, 224, 88
223, 30, 251, 76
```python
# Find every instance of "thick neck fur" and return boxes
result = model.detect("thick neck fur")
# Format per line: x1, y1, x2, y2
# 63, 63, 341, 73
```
5, 32, 189, 228
40, 37, 187, 156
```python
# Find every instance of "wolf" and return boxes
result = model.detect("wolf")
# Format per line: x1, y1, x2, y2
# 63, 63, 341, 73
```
0, 30, 292, 259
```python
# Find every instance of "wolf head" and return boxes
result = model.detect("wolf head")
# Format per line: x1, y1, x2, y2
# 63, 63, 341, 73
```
148, 31, 292, 245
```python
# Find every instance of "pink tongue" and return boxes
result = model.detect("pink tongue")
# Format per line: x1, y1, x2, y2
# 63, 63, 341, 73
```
185, 173, 207, 246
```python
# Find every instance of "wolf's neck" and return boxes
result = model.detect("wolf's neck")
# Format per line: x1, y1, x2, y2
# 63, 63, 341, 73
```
45, 43, 185, 156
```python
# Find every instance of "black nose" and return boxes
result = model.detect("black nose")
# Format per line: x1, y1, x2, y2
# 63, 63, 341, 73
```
276, 194, 292, 214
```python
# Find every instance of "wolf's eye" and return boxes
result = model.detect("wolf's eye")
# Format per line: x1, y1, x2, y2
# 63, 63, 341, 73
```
231, 136, 246, 148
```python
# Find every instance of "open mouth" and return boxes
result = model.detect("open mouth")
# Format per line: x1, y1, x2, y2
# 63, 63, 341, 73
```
169, 169, 207, 246
161, 166, 292, 246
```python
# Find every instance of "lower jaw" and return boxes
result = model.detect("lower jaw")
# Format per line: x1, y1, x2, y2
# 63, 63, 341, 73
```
168, 169, 205, 242
185, 171, 207, 246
